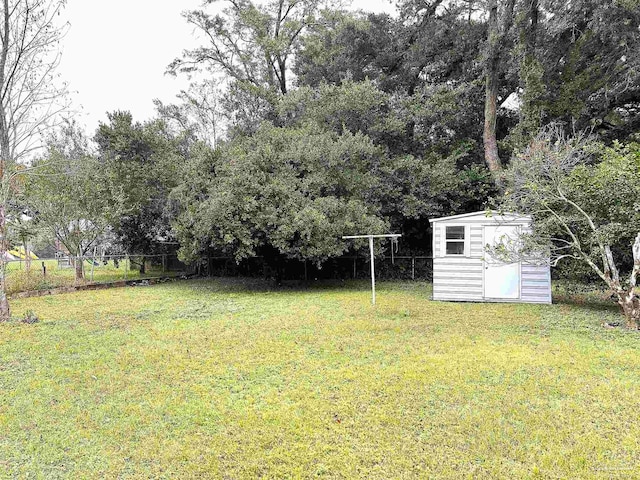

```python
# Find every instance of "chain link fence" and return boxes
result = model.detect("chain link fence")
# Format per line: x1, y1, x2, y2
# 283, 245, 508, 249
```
5, 254, 188, 296
206, 255, 433, 281
5, 253, 433, 295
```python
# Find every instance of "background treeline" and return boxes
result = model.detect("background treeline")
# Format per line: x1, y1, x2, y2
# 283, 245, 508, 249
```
24, 0, 640, 279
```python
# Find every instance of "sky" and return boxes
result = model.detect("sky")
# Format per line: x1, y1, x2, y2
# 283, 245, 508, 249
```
58, 0, 396, 134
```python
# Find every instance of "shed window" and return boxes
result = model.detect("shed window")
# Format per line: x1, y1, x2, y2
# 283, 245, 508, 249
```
445, 226, 465, 255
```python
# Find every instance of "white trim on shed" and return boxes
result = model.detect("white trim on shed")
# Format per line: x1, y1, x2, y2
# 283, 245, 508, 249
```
430, 211, 551, 304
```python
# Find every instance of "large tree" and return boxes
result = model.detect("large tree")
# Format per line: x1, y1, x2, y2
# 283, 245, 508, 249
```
94, 112, 182, 274
168, 0, 334, 136
540, 0, 640, 140
173, 122, 388, 266
173, 78, 492, 266
0, 0, 68, 319
482, 0, 515, 176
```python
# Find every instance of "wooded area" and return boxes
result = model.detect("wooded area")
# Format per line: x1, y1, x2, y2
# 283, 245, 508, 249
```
1, 0, 639, 324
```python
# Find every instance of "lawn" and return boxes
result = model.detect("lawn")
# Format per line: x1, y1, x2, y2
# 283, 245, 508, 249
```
1, 279, 639, 478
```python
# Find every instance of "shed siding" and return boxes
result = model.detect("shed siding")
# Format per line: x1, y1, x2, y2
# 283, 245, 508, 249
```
430, 211, 552, 304
469, 225, 484, 257
433, 258, 483, 301
521, 264, 552, 304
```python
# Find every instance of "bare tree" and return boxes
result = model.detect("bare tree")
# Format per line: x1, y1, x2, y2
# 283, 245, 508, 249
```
154, 80, 224, 148
0, 0, 69, 320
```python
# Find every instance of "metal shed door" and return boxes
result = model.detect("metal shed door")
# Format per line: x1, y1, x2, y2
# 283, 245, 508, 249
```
483, 225, 520, 299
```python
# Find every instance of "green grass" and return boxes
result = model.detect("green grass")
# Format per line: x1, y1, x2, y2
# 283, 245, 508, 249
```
1, 279, 639, 478
5, 259, 181, 296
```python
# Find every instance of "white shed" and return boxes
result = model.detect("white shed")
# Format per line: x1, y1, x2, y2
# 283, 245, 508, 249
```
429, 211, 551, 304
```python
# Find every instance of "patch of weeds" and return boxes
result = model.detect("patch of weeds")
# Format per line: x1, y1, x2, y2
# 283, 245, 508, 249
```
4, 309, 40, 324
21, 309, 39, 324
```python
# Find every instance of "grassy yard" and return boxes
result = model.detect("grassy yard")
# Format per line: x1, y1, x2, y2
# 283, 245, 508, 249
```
1, 279, 638, 478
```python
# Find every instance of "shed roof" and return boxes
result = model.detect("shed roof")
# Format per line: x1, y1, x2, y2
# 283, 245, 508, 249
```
429, 210, 530, 223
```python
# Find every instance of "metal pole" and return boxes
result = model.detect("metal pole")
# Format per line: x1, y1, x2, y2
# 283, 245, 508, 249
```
90, 247, 96, 282
412, 256, 415, 281
124, 255, 128, 280
353, 257, 356, 279
369, 236, 376, 305
342, 233, 401, 305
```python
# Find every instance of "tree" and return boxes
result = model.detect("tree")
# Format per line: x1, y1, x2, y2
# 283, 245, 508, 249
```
154, 80, 224, 148
482, 0, 515, 176
94, 112, 182, 274
168, 0, 331, 111
0, 0, 68, 319
500, 126, 640, 328
172, 122, 389, 267
26, 122, 109, 282
275, 80, 494, 242
540, 0, 640, 140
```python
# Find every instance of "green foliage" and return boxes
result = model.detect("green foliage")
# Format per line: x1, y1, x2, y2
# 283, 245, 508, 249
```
570, 142, 640, 244
159, 0, 640, 271
173, 76, 497, 263
174, 123, 388, 264
277, 80, 408, 152
25, 122, 110, 258
534, 0, 640, 139
503, 128, 640, 283
95, 112, 182, 258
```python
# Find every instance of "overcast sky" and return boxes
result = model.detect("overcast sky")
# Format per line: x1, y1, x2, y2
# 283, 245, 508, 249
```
58, 0, 396, 134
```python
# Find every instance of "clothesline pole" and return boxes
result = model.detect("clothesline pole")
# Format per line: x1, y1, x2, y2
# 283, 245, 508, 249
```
342, 233, 402, 306
369, 236, 376, 305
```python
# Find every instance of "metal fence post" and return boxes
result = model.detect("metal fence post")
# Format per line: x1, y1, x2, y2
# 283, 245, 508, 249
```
412, 256, 415, 281
124, 255, 128, 280
90, 247, 96, 282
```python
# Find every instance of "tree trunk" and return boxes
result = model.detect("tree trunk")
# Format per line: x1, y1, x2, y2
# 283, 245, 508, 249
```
482, 0, 516, 177
0, 1, 11, 321
24, 239, 31, 273
139, 256, 146, 275
483, 75, 501, 173
619, 291, 640, 330
0, 203, 9, 320
74, 256, 84, 281
622, 233, 640, 329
